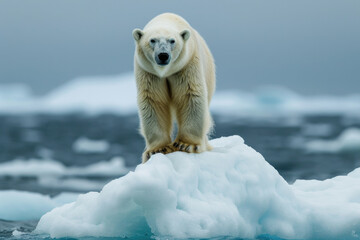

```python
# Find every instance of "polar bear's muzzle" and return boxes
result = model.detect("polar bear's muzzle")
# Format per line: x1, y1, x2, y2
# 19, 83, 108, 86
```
156, 52, 171, 66
154, 40, 171, 66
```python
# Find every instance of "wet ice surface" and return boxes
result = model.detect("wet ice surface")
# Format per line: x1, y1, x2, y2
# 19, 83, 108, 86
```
1, 113, 360, 239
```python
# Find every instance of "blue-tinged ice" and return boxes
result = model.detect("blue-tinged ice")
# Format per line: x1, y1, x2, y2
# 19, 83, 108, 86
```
34, 136, 360, 239
0, 191, 78, 221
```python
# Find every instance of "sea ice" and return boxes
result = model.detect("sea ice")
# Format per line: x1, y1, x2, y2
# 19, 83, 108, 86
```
35, 136, 360, 239
0, 157, 129, 178
306, 128, 360, 153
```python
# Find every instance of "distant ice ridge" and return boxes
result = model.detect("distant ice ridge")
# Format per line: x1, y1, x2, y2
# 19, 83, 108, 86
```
35, 136, 360, 239
0, 73, 360, 117
0, 157, 129, 177
0, 191, 78, 221
0, 73, 137, 114
306, 128, 360, 153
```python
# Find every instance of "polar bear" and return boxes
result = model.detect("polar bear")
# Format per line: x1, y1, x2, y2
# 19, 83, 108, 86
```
132, 13, 216, 163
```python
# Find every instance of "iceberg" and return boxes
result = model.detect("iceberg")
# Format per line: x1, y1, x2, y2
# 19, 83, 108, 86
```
35, 136, 360, 239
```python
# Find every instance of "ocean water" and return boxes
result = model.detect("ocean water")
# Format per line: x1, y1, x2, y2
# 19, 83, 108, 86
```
1, 113, 360, 239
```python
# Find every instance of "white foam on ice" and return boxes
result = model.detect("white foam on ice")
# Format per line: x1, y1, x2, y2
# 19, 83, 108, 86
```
0, 157, 129, 178
72, 137, 110, 153
0, 73, 360, 117
35, 136, 360, 239
0, 190, 78, 221
306, 128, 360, 153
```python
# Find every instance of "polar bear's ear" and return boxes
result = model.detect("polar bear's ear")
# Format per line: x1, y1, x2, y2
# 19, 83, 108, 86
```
132, 28, 144, 41
180, 29, 190, 41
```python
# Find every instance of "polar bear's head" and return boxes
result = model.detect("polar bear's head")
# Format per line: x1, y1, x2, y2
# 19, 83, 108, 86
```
132, 27, 190, 68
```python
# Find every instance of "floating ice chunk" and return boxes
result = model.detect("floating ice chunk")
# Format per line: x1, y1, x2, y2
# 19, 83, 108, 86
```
12, 229, 25, 237
0, 159, 65, 177
0, 157, 129, 177
0, 190, 78, 221
72, 137, 110, 153
35, 136, 360, 239
306, 128, 360, 153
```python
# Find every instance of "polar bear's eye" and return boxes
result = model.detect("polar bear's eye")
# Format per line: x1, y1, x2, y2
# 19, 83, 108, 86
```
169, 39, 175, 44
150, 39, 156, 44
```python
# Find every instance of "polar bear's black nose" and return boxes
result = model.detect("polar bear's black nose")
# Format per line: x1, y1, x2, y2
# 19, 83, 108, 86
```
155, 52, 171, 65
158, 53, 169, 61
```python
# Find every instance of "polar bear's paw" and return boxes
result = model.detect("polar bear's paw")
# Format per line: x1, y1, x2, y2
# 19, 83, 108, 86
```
172, 141, 201, 153
142, 145, 175, 163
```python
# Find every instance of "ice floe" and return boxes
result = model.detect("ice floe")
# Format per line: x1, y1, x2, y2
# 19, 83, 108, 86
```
35, 136, 360, 239
0, 157, 129, 178
306, 128, 360, 153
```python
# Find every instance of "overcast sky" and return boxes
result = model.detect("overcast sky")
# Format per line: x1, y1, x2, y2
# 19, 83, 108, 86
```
0, 0, 359, 95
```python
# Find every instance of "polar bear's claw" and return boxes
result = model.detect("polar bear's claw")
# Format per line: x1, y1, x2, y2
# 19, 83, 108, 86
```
143, 145, 176, 163
172, 140, 200, 153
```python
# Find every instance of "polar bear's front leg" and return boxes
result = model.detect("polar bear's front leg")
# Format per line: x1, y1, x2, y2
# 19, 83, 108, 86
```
136, 72, 174, 163
173, 95, 211, 153
171, 72, 212, 153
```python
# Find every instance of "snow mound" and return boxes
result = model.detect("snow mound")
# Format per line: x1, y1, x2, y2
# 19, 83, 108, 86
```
35, 136, 360, 239
306, 128, 360, 153
0, 157, 129, 177
0, 191, 78, 221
